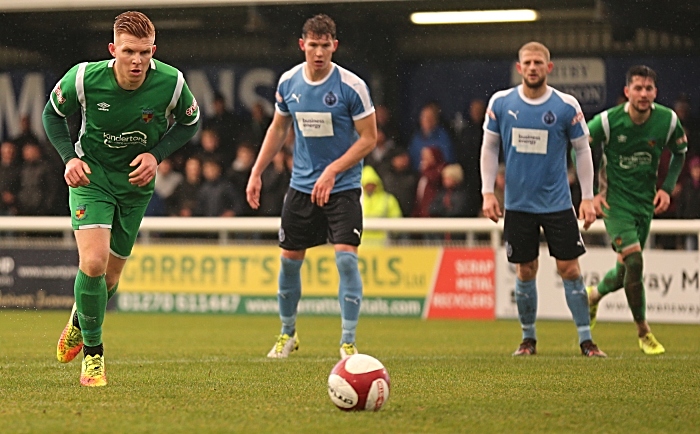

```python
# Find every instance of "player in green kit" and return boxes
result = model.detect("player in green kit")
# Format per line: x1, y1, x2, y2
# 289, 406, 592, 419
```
42, 11, 200, 386
586, 66, 687, 355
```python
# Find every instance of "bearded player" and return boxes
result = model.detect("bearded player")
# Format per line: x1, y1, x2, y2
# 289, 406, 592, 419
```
586, 65, 687, 355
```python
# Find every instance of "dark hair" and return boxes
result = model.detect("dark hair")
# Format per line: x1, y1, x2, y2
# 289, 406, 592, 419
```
302, 14, 336, 39
676, 93, 691, 104
626, 65, 657, 86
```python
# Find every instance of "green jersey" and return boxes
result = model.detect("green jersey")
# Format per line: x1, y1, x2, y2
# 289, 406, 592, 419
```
588, 102, 687, 215
49, 59, 199, 201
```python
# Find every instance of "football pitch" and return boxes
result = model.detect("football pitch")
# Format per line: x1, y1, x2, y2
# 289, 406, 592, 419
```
1, 312, 699, 433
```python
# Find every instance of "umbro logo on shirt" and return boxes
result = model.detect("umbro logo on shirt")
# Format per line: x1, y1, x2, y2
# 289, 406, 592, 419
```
97, 102, 110, 111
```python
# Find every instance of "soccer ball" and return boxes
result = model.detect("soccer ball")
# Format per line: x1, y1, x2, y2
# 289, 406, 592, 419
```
327, 354, 390, 411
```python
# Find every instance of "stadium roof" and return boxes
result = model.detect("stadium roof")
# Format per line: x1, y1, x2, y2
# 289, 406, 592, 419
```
1, 0, 699, 70
0, 0, 409, 12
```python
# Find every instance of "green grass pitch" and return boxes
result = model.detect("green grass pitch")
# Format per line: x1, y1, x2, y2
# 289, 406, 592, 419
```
1, 311, 699, 433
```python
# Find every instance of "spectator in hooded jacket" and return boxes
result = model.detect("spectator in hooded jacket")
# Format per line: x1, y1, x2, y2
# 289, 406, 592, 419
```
361, 165, 402, 245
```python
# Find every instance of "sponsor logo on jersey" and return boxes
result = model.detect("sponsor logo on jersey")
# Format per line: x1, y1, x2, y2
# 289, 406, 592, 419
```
75, 205, 86, 221
185, 97, 198, 117
512, 127, 548, 154
507, 110, 519, 120
323, 91, 338, 108
486, 109, 496, 120
275, 91, 283, 103
542, 110, 557, 126
295, 112, 334, 137
571, 111, 585, 125
617, 135, 627, 143
141, 109, 154, 123
619, 151, 652, 169
278, 228, 285, 242
677, 134, 688, 145
53, 84, 66, 104
97, 102, 110, 111
291, 93, 301, 103
103, 131, 148, 149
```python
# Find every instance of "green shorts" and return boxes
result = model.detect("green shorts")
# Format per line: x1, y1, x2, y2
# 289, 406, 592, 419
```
70, 184, 150, 258
603, 206, 652, 253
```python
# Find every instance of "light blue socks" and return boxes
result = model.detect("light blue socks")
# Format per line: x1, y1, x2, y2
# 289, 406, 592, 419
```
278, 256, 303, 336
563, 277, 592, 344
515, 278, 537, 341
277, 252, 363, 344
336, 251, 362, 345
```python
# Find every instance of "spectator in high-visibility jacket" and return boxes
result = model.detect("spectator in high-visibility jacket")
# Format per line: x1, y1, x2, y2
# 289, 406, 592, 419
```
361, 165, 402, 245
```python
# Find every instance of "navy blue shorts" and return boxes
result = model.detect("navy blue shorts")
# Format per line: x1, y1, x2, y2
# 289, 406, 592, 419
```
503, 208, 585, 263
279, 187, 363, 251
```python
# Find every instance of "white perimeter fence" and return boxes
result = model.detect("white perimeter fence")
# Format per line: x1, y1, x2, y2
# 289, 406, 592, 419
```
0, 217, 699, 251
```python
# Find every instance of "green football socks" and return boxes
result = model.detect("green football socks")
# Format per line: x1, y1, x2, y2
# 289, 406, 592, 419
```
72, 281, 118, 331
598, 261, 626, 296
623, 252, 646, 322
75, 270, 108, 347
107, 281, 119, 301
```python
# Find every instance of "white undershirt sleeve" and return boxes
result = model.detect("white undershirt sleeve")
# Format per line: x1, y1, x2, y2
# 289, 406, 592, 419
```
480, 130, 501, 194
571, 135, 594, 200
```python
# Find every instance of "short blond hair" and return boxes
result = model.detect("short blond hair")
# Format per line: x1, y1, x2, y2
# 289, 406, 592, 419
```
442, 164, 464, 184
114, 11, 155, 39
518, 41, 550, 62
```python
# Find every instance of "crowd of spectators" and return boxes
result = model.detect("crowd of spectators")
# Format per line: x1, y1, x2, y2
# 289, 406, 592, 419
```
1, 116, 67, 216
2, 94, 700, 248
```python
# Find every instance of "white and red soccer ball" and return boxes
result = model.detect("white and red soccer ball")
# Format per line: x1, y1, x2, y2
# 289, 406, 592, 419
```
327, 354, 390, 411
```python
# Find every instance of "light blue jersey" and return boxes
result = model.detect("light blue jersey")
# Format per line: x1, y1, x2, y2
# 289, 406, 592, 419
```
484, 85, 588, 213
275, 62, 374, 194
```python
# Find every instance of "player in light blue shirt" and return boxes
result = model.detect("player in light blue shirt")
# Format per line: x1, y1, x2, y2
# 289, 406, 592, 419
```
276, 61, 374, 194
246, 14, 377, 360
480, 42, 605, 357
483, 85, 587, 214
